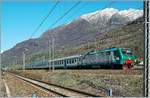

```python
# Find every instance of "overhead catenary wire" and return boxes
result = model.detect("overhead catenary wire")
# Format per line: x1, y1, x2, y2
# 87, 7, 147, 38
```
30, 1, 60, 39
48, 1, 82, 28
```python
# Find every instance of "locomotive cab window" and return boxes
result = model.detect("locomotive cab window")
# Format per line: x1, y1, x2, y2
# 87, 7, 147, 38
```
122, 49, 133, 56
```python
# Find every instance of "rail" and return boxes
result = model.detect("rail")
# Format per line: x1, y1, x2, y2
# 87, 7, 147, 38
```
9, 72, 104, 97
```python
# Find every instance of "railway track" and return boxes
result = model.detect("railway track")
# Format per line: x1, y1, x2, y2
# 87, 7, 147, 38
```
9, 72, 102, 97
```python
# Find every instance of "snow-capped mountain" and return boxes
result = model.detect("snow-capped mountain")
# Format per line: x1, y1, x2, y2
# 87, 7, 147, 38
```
81, 8, 143, 26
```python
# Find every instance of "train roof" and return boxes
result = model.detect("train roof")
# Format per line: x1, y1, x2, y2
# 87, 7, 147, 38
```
49, 47, 132, 61
49, 55, 82, 62
86, 47, 132, 55
97, 47, 132, 51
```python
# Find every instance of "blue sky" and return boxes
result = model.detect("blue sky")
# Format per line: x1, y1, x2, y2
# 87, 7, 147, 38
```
1, 0, 143, 52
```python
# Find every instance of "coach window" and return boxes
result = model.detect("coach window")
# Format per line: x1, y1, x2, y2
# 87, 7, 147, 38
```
56, 61, 57, 65
67, 60, 69, 64
69, 60, 71, 64
72, 59, 74, 63
66, 60, 68, 64
74, 59, 76, 63
68, 60, 70, 64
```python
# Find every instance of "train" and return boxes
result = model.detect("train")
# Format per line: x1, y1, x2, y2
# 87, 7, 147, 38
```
25, 47, 137, 70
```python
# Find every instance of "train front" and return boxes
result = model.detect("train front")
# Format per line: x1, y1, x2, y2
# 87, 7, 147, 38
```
120, 48, 137, 70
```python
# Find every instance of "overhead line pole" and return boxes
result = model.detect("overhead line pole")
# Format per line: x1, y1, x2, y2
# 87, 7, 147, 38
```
22, 52, 25, 71
48, 40, 51, 71
52, 38, 55, 71
144, 0, 149, 97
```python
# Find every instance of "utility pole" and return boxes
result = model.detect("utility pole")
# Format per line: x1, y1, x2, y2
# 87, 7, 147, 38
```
52, 38, 55, 71
144, 0, 149, 97
48, 40, 52, 71
22, 52, 25, 71
22, 48, 28, 71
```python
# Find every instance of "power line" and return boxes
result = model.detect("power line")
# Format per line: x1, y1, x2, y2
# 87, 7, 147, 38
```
30, 1, 60, 39
49, 1, 81, 28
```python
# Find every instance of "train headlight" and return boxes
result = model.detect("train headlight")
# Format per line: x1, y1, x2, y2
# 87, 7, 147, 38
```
115, 57, 120, 60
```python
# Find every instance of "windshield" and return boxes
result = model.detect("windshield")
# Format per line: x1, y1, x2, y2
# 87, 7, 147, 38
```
122, 49, 133, 56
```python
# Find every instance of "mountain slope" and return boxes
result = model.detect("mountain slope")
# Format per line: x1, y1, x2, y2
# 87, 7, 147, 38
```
1, 8, 143, 66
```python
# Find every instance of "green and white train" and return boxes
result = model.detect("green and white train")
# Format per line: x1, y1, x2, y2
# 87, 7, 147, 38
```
25, 47, 137, 69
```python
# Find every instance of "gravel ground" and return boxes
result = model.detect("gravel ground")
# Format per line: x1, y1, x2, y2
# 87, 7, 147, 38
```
13, 69, 143, 97
4, 73, 58, 97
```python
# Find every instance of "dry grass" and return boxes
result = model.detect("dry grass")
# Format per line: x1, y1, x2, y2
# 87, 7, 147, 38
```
13, 69, 143, 97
